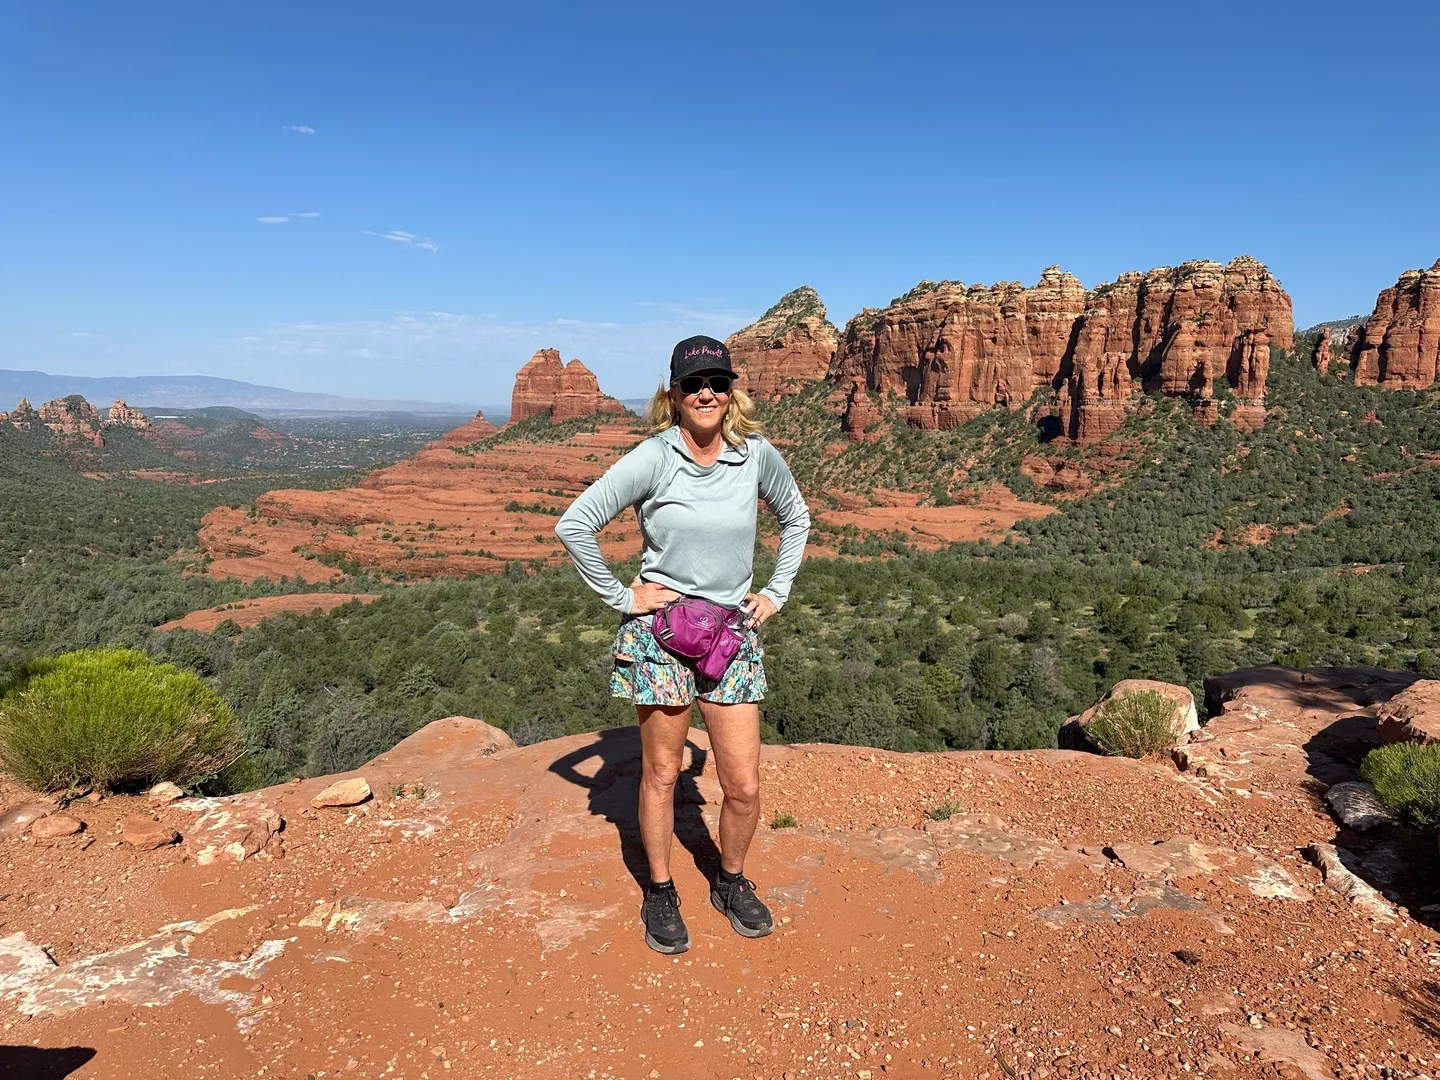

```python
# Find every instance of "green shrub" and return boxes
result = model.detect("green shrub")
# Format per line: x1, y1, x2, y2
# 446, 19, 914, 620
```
0, 648, 241, 792
771, 812, 798, 829
1085, 689, 1178, 759
926, 800, 962, 822
1360, 743, 1440, 830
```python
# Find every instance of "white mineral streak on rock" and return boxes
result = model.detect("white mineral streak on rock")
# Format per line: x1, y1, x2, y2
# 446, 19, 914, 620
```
0, 906, 287, 1026
1303, 842, 1398, 922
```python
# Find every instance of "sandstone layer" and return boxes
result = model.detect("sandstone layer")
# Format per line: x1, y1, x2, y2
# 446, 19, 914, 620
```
156, 593, 381, 632
724, 285, 838, 401
2, 667, 1435, 1078
831, 258, 1293, 444
196, 418, 646, 583
509, 349, 628, 423
1349, 260, 1440, 388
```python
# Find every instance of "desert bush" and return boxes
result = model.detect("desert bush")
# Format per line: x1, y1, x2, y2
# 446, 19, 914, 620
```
0, 647, 240, 791
1084, 689, 1177, 758
926, 800, 962, 821
1360, 743, 1440, 830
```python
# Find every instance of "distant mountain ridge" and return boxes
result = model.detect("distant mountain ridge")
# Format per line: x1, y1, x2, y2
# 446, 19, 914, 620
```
0, 369, 480, 415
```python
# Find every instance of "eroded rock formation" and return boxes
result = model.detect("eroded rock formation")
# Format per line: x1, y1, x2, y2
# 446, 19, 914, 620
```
0, 398, 38, 431
830, 258, 1293, 444
509, 349, 628, 424
840, 381, 883, 442
1314, 326, 1333, 376
105, 400, 149, 429
725, 286, 838, 401
831, 267, 1089, 431
1349, 260, 1440, 388
37, 396, 103, 436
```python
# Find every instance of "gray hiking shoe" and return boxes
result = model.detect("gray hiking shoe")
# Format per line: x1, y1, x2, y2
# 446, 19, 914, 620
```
710, 874, 773, 938
641, 885, 690, 954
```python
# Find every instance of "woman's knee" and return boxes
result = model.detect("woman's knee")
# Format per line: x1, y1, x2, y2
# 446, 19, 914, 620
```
721, 772, 761, 808
643, 757, 683, 792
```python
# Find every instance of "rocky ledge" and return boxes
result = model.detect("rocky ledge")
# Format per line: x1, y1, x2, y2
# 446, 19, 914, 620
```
3, 667, 1440, 1078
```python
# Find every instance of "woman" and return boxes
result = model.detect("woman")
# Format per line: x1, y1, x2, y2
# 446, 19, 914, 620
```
555, 334, 811, 954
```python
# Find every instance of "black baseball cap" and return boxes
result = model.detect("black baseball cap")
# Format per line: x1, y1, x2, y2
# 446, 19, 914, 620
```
670, 335, 738, 384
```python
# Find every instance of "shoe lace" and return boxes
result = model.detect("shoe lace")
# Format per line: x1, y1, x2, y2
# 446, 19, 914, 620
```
725, 876, 758, 899
647, 888, 681, 915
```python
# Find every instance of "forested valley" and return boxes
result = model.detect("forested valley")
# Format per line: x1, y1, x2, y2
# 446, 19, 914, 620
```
4, 346, 1439, 792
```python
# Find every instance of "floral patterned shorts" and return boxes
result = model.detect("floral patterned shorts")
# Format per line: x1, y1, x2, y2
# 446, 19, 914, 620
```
609, 615, 767, 706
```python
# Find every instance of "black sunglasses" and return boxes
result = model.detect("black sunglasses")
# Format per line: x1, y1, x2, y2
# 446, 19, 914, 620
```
675, 374, 732, 396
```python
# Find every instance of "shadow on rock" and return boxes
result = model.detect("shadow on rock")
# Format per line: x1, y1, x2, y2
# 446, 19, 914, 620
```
0, 1045, 96, 1079
1203, 664, 1419, 722
546, 726, 721, 891
1302, 713, 1385, 786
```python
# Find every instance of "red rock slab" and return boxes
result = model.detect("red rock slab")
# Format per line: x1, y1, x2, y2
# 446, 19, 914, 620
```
197, 420, 646, 582
3, 687, 1437, 1080
1374, 679, 1440, 744
816, 485, 1056, 549
156, 593, 380, 632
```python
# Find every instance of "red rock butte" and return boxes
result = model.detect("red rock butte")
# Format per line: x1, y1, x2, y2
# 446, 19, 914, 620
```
831, 257, 1294, 444
1349, 259, 1440, 389
725, 285, 839, 402
509, 348, 628, 423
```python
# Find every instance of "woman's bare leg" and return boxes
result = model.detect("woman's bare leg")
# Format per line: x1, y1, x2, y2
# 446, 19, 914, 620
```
696, 700, 761, 875
636, 703, 694, 883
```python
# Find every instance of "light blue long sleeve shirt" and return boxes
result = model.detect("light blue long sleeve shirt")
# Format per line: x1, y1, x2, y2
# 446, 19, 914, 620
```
554, 426, 811, 615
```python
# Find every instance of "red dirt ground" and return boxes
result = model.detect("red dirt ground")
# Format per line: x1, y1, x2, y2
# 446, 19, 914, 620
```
197, 417, 1057, 582
3, 666, 1439, 1079
155, 593, 380, 632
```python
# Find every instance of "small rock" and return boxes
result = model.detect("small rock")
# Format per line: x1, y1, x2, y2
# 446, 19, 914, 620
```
148, 781, 185, 804
121, 817, 181, 850
30, 813, 84, 839
312, 777, 372, 808
0, 803, 53, 838
1324, 781, 1396, 831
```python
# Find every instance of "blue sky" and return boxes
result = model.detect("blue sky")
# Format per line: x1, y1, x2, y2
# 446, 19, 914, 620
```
2, 1, 1437, 405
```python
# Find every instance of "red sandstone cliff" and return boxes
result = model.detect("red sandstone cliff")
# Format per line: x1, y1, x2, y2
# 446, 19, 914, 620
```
725, 286, 838, 402
830, 257, 1292, 444
1349, 260, 1440, 388
831, 267, 1089, 433
509, 349, 628, 424
1314, 326, 1333, 376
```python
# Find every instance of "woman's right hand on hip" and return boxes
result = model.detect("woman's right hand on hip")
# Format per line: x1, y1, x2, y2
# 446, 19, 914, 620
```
628, 580, 681, 614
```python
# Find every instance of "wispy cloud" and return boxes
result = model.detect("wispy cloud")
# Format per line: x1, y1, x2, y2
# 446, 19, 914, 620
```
227, 303, 752, 400
256, 212, 320, 225
282, 124, 315, 134
364, 229, 439, 254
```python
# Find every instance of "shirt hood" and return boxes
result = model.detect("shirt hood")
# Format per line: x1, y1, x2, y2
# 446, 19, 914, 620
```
656, 425, 752, 464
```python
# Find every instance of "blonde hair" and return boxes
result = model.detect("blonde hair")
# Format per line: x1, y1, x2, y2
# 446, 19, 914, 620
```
645, 381, 764, 447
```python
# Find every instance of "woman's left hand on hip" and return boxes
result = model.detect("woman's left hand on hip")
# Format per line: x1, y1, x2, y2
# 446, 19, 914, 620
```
742, 593, 777, 627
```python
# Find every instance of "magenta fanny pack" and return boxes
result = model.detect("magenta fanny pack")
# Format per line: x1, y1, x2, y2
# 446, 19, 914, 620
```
650, 597, 749, 681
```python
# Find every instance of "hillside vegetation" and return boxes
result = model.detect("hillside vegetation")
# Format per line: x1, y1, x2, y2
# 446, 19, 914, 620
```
6, 347, 1440, 790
